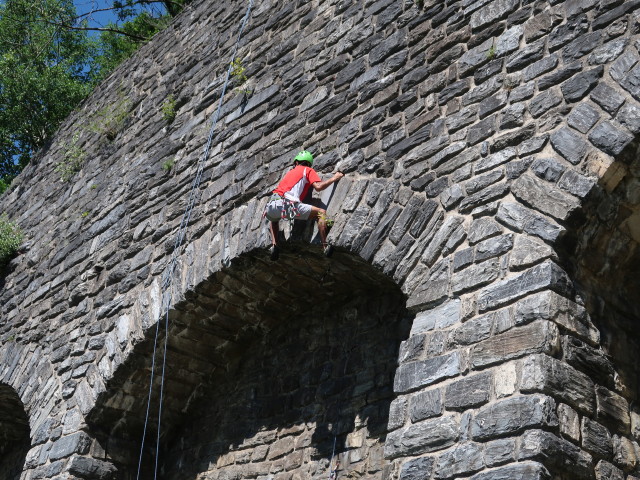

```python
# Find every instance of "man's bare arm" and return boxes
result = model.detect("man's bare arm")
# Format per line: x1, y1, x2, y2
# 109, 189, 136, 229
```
312, 172, 345, 192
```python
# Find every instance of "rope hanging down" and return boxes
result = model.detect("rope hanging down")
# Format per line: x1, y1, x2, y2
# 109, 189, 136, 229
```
135, 2, 254, 479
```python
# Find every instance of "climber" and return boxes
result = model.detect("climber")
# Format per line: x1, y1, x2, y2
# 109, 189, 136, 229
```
264, 150, 344, 260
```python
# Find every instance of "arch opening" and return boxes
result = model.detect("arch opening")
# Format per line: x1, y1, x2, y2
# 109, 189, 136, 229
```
88, 245, 411, 479
0, 383, 30, 480
560, 141, 640, 437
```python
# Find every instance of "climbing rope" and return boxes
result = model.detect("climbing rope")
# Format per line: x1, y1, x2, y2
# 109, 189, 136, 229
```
135, 2, 254, 479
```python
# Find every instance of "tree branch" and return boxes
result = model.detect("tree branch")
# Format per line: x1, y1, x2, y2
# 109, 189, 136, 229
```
45, 21, 149, 41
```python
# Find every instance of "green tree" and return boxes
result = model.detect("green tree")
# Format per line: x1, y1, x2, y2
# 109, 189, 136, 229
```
0, 0, 190, 194
0, 0, 94, 189
88, 12, 172, 82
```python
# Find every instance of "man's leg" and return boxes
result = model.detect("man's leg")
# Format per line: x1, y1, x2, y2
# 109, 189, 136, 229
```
309, 207, 333, 256
269, 220, 279, 246
269, 220, 279, 260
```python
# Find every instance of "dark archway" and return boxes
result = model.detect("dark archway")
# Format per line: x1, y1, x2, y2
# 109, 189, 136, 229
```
87, 244, 411, 479
559, 141, 640, 439
0, 383, 30, 480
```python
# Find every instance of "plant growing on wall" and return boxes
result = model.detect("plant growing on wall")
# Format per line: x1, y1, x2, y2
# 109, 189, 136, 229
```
0, 214, 23, 271
162, 159, 174, 171
88, 96, 132, 141
54, 134, 85, 181
230, 57, 251, 95
161, 94, 177, 123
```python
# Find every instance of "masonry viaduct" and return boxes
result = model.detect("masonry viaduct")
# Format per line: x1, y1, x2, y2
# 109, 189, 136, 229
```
0, 0, 639, 479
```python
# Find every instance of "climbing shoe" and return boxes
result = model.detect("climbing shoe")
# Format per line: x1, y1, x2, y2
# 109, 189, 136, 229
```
270, 245, 279, 261
323, 244, 334, 258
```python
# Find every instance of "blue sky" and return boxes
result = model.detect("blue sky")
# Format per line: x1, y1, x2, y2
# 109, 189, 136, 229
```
74, 0, 167, 34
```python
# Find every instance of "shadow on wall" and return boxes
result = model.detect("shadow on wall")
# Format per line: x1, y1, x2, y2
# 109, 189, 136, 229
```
559, 140, 640, 427
0, 383, 30, 480
87, 244, 411, 480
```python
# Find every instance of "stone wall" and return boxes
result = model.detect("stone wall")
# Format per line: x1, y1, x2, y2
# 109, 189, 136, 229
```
0, 0, 639, 479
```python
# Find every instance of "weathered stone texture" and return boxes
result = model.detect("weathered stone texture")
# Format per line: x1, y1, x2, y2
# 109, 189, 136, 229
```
0, 0, 639, 479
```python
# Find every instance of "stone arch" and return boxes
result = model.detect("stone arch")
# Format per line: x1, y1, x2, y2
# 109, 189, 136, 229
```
86, 243, 411, 479
0, 382, 30, 480
558, 138, 640, 452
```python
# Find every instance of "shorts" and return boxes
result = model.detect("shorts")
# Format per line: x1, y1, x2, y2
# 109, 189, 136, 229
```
264, 197, 313, 221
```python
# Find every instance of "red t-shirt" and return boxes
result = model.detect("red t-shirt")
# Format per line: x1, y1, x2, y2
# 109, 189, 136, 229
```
273, 165, 321, 202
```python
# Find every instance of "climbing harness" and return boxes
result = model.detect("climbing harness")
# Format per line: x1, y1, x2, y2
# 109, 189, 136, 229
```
135, 2, 254, 480
263, 193, 300, 224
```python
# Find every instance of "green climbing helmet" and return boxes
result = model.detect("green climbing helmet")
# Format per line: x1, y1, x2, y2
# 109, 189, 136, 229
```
294, 150, 314, 166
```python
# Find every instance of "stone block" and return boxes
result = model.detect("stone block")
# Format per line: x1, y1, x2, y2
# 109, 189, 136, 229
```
568, 102, 600, 134
561, 66, 602, 102
458, 39, 493, 75
470, 462, 550, 480
450, 313, 493, 346
588, 120, 634, 156
564, 336, 615, 387
596, 386, 631, 434
523, 55, 559, 82
500, 102, 526, 129
510, 81, 535, 102
48, 432, 91, 461
558, 403, 581, 442
514, 291, 599, 345
434, 442, 484, 479
509, 235, 555, 270
452, 259, 500, 294
549, 13, 589, 51
444, 372, 492, 410
506, 39, 546, 72
531, 157, 565, 182
494, 362, 518, 398
399, 334, 426, 364
512, 173, 580, 221
470, 321, 559, 368
477, 261, 571, 312
464, 168, 504, 195
388, 397, 408, 430
458, 183, 509, 214
474, 234, 513, 262
558, 169, 596, 197
613, 435, 638, 471
384, 415, 458, 459
369, 29, 407, 66
410, 388, 443, 422
399, 455, 435, 480
525, 9, 562, 42
582, 418, 613, 458
475, 147, 517, 173
594, 460, 624, 480
550, 127, 587, 165
468, 218, 503, 245
467, 115, 497, 145
480, 439, 514, 469
408, 257, 450, 308
471, 394, 558, 440
394, 352, 461, 393
479, 92, 508, 118
518, 430, 594, 479
589, 38, 628, 65
421, 216, 465, 266
529, 90, 562, 118
464, 76, 503, 107
439, 79, 472, 105
616, 102, 640, 135
590, 82, 626, 115
411, 299, 462, 335
68, 456, 118, 480
521, 354, 595, 414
